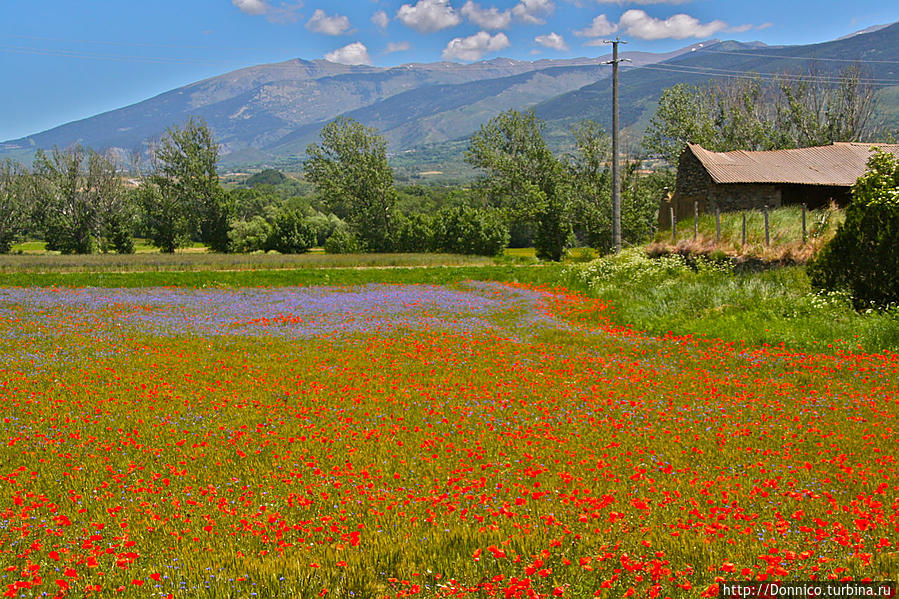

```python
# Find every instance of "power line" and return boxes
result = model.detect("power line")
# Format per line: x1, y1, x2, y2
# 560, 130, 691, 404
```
626, 62, 899, 88
690, 48, 899, 65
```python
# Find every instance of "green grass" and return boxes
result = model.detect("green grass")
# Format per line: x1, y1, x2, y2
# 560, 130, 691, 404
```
0, 264, 565, 289
565, 248, 899, 353
653, 205, 845, 262
0, 251, 499, 274
10, 238, 207, 254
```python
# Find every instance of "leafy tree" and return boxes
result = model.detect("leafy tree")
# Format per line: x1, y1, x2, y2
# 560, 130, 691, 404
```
644, 66, 881, 164
89, 151, 135, 254
266, 208, 314, 254
32, 147, 132, 254
228, 216, 272, 253
151, 118, 232, 252
0, 160, 33, 253
566, 121, 613, 249
305, 117, 396, 252
432, 205, 509, 256
643, 83, 718, 165
32, 146, 96, 254
323, 228, 363, 254
466, 110, 570, 261
229, 188, 278, 222
392, 213, 434, 253
808, 149, 899, 308
136, 177, 191, 254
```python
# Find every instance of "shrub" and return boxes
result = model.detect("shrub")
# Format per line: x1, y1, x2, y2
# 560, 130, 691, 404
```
391, 213, 434, 253
266, 209, 313, 254
432, 206, 509, 256
324, 228, 363, 254
228, 216, 273, 253
808, 149, 899, 308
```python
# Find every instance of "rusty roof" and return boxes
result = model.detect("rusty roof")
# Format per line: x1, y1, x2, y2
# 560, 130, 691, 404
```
686, 142, 899, 186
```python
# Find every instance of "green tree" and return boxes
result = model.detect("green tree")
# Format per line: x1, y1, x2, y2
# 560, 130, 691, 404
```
136, 181, 188, 253
228, 216, 272, 253
150, 118, 231, 252
432, 205, 509, 256
566, 121, 612, 250
89, 151, 135, 254
304, 117, 396, 252
644, 66, 881, 164
808, 149, 899, 308
466, 109, 570, 261
266, 208, 314, 254
0, 160, 33, 253
32, 147, 130, 254
643, 83, 718, 165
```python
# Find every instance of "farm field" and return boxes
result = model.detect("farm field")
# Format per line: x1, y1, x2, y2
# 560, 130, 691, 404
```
0, 280, 896, 598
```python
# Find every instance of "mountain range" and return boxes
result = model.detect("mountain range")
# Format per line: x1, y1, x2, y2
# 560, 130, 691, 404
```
2, 22, 898, 170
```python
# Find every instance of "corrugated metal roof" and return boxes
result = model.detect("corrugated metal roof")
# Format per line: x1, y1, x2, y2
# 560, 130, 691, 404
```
687, 142, 899, 186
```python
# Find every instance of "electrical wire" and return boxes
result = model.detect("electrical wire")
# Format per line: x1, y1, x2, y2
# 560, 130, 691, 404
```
622, 62, 899, 88
690, 48, 899, 65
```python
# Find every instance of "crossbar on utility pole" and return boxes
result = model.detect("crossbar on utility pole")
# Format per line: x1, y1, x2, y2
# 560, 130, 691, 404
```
603, 37, 629, 253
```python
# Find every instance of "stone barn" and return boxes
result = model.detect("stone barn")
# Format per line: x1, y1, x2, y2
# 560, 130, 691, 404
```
663, 142, 899, 226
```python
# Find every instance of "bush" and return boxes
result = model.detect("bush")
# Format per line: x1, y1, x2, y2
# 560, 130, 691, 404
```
266, 209, 313, 254
324, 228, 363, 254
808, 149, 899, 309
228, 216, 272, 253
392, 213, 434, 253
432, 205, 509, 256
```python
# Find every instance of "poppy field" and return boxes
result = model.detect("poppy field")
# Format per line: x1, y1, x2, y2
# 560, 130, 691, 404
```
0, 281, 896, 598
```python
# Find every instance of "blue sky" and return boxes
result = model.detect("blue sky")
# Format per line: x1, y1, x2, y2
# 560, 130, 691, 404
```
1, 0, 897, 141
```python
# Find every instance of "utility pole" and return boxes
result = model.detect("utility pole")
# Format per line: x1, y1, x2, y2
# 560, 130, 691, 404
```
603, 37, 628, 253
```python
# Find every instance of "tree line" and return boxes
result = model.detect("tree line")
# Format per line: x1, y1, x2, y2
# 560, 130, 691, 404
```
643, 65, 884, 165
0, 112, 669, 259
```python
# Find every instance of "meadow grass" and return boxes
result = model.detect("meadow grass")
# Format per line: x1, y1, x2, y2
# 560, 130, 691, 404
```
564, 248, 899, 353
0, 264, 565, 289
652, 205, 845, 263
0, 252, 497, 273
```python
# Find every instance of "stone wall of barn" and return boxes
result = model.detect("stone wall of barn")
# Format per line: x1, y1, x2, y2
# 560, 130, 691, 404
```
708, 183, 782, 212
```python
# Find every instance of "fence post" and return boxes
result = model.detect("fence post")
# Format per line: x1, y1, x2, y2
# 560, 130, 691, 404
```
671, 206, 676, 243
741, 212, 747, 246
801, 203, 807, 244
764, 204, 770, 247
694, 201, 699, 240
715, 208, 721, 242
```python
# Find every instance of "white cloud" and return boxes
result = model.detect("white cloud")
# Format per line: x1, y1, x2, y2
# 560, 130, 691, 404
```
396, 0, 461, 33
618, 9, 728, 40
233, 0, 267, 15
575, 9, 742, 42
371, 10, 390, 29
442, 31, 510, 61
461, 1, 512, 29
459, 0, 554, 29
386, 41, 412, 53
324, 42, 372, 65
232, 0, 303, 23
535, 32, 568, 50
574, 14, 617, 37
511, 0, 554, 25
306, 9, 352, 35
